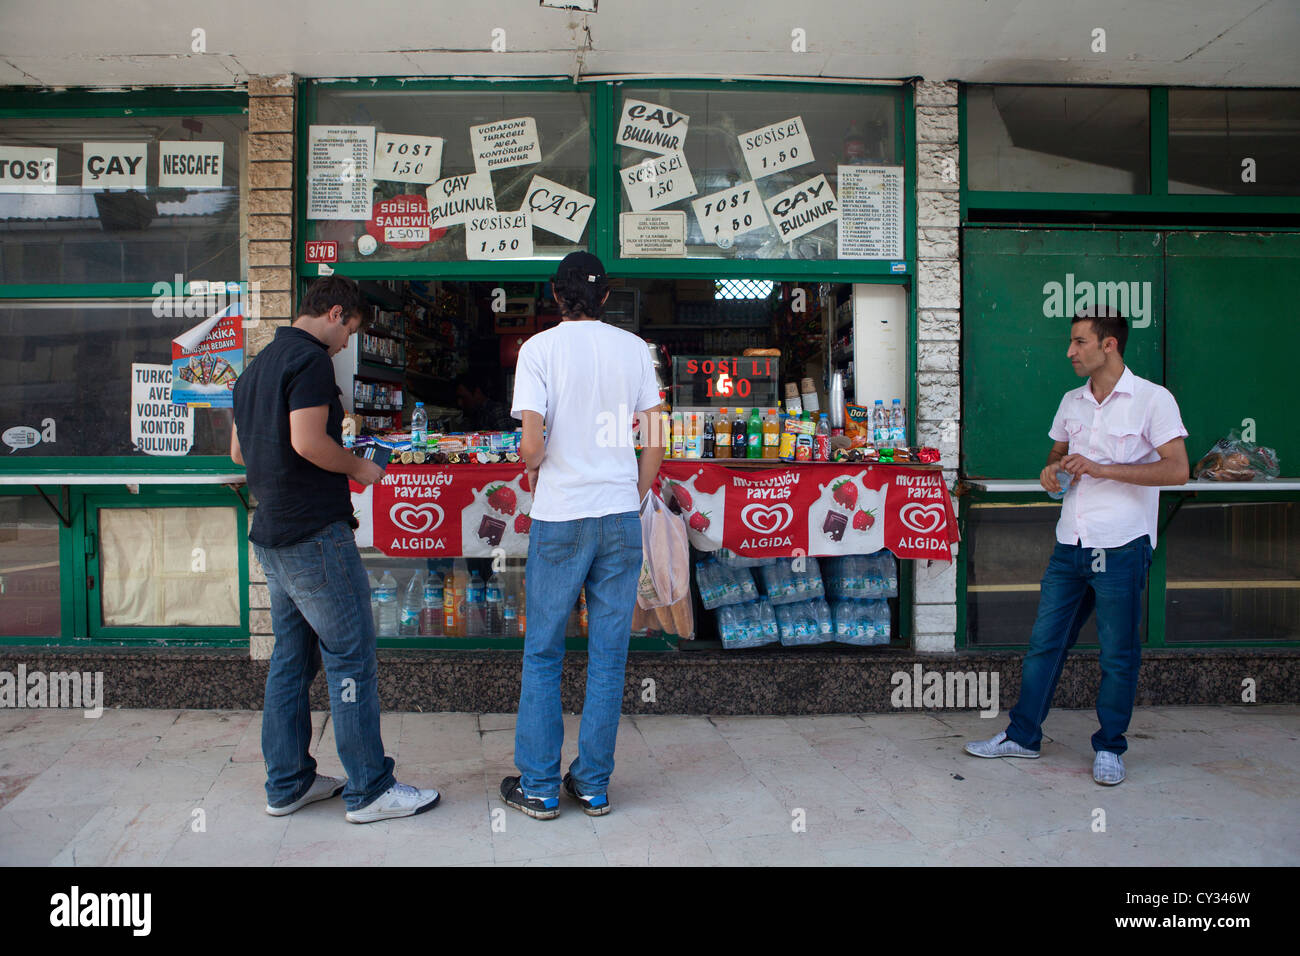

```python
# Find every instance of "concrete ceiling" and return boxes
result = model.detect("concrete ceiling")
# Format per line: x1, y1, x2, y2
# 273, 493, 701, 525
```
1, 0, 1298, 89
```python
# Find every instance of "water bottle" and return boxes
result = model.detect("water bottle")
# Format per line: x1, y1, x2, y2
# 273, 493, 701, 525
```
872, 399, 888, 446
399, 568, 425, 636
737, 568, 757, 601
883, 554, 898, 596
890, 398, 906, 449
503, 594, 520, 637
759, 600, 778, 641
816, 600, 833, 637
465, 571, 485, 637
411, 401, 428, 448
420, 571, 443, 636
369, 571, 381, 633
485, 573, 504, 636
376, 570, 398, 635
1048, 470, 1073, 501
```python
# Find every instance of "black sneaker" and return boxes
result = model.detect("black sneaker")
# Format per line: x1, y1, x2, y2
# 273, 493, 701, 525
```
499, 775, 560, 820
563, 772, 610, 816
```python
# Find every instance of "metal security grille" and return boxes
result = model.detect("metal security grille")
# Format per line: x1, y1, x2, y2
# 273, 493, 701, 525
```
715, 279, 774, 300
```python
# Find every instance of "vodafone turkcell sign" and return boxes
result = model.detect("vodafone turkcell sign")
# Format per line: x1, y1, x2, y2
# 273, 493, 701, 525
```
365, 194, 445, 250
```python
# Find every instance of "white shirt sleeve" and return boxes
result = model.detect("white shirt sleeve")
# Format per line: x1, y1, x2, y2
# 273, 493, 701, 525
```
1048, 393, 1071, 443
510, 340, 547, 419
1147, 386, 1189, 449
635, 349, 661, 413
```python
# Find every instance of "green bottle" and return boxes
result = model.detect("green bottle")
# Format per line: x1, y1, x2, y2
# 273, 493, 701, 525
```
747, 407, 763, 458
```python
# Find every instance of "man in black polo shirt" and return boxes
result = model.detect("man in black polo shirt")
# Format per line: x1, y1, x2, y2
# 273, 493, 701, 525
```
232, 276, 440, 823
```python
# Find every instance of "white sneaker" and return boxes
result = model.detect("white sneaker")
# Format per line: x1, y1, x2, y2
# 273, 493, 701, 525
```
345, 782, 441, 824
1093, 751, 1126, 785
265, 773, 346, 816
964, 731, 1040, 759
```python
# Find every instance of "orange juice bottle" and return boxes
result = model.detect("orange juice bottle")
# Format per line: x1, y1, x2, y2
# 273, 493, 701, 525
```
763, 408, 780, 458
715, 407, 732, 458
442, 569, 458, 637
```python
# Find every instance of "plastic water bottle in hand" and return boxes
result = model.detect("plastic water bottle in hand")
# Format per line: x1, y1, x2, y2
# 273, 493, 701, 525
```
1048, 470, 1073, 501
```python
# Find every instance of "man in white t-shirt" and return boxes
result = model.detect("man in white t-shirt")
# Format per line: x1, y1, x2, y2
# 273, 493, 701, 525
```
500, 252, 666, 819
966, 307, 1189, 785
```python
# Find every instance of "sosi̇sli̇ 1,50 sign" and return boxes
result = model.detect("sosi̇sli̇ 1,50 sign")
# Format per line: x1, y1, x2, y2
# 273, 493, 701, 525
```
671, 356, 780, 408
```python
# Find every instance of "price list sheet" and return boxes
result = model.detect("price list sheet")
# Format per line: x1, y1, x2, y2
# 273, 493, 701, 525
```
836, 165, 904, 260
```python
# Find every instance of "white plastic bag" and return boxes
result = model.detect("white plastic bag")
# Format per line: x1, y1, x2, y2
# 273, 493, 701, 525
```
636, 490, 690, 610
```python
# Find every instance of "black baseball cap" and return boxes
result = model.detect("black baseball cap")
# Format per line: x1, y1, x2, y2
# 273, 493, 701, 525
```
554, 251, 606, 284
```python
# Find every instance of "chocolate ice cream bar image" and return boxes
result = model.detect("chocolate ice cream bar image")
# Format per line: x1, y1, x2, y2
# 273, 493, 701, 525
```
822, 510, 848, 542
478, 514, 507, 547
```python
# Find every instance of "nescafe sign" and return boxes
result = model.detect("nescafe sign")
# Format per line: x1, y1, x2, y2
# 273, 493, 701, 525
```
365, 194, 446, 250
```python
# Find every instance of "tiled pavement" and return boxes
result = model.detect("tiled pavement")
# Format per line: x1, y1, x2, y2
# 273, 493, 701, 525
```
0, 706, 1296, 866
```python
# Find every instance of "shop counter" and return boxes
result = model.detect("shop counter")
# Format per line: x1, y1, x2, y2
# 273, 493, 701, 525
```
352, 460, 958, 562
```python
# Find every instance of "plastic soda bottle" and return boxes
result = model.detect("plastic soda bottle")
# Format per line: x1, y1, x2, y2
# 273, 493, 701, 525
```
420, 570, 443, 636
485, 572, 504, 635
763, 409, 780, 458
715, 408, 731, 458
815, 413, 830, 461
747, 407, 763, 458
732, 408, 748, 458
702, 413, 716, 458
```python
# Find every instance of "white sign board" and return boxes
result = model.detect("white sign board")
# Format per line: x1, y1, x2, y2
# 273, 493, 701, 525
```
764, 174, 839, 242
466, 210, 534, 260
616, 99, 690, 156
306, 125, 375, 220
620, 212, 687, 257
738, 116, 813, 180
0, 146, 58, 193
373, 133, 443, 185
425, 172, 496, 229
82, 142, 147, 189
158, 141, 224, 188
621, 151, 697, 212
469, 118, 541, 173
524, 175, 594, 243
130, 364, 193, 456
691, 181, 767, 246
836, 165, 905, 260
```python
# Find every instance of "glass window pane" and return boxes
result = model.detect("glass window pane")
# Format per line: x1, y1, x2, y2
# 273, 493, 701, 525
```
309, 87, 592, 264
99, 506, 239, 627
0, 298, 233, 457
0, 496, 60, 636
966, 86, 1150, 193
617, 87, 899, 261
1164, 501, 1299, 642
1169, 89, 1300, 195
965, 502, 1148, 646
0, 113, 247, 285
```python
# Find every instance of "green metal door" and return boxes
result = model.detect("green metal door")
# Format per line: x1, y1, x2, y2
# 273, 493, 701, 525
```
1165, 232, 1300, 474
963, 229, 1165, 479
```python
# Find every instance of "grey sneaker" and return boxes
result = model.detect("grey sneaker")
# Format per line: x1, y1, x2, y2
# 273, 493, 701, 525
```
345, 782, 441, 824
1093, 750, 1125, 785
964, 731, 1040, 759
266, 773, 345, 816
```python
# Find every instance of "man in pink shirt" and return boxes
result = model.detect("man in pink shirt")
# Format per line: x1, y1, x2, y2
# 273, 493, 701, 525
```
966, 307, 1189, 785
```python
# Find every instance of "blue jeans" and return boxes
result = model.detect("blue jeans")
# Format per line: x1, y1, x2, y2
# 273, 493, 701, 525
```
1007, 536, 1154, 756
514, 512, 643, 799
255, 521, 395, 812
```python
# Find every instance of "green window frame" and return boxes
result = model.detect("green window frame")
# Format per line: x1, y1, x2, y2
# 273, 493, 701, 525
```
956, 490, 1300, 650
959, 85, 1300, 220
299, 77, 917, 284
0, 483, 249, 646
0, 87, 250, 477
